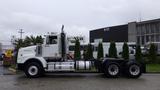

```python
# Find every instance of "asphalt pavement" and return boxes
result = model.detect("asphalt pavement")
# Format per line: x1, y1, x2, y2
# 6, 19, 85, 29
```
0, 61, 14, 75
0, 61, 5, 75
0, 73, 160, 90
0, 61, 160, 90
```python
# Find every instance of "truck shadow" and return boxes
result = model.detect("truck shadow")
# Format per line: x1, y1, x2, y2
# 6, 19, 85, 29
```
14, 73, 146, 87
17, 73, 103, 79
17, 73, 146, 81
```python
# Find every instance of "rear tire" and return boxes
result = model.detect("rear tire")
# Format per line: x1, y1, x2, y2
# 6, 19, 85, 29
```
103, 62, 120, 78
125, 63, 142, 78
24, 62, 43, 78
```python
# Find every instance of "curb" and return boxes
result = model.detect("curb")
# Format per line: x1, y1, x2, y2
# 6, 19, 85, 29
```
8, 67, 17, 73
145, 72, 160, 74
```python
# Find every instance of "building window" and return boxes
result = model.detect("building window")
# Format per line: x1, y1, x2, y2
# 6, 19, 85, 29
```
151, 24, 156, 34
151, 35, 154, 42
146, 35, 149, 42
142, 36, 144, 45
153, 24, 156, 33
104, 28, 110, 32
159, 23, 160, 33
146, 24, 149, 34
156, 35, 160, 42
141, 25, 145, 35
156, 23, 160, 33
151, 24, 153, 34
137, 36, 140, 45
137, 26, 141, 35
94, 39, 103, 43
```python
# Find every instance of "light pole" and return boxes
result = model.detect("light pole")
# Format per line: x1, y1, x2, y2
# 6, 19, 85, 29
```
18, 29, 24, 40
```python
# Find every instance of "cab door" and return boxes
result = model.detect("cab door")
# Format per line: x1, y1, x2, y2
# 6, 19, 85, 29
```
42, 36, 60, 58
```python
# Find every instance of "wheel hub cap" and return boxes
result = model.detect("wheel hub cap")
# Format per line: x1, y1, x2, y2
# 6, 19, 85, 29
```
129, 65, 140, 76
28, 66, 38, 76
108, 64, 119, 76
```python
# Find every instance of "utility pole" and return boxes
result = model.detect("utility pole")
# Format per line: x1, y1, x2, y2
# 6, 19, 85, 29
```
18, 29, 24, 40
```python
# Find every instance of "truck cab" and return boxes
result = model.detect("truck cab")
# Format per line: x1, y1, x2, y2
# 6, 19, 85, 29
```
42, 33, 62, 58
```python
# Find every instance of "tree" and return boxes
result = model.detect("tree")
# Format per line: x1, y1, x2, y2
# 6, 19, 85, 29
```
74, 39, 81, 60
122, 42, 129, 60
135, 45, 142, 62
30, 35, 37, 45
83, 48, 87, 60
14, 35, 44, 48
97, 42, 104, 59
13, 39, 24, 50
86, 43, 93, 60
36, 36, 43, 44
23, 36, 32, 47
12, 39, 24, 63
109, 41, 117, 58
148, 43, 157, 63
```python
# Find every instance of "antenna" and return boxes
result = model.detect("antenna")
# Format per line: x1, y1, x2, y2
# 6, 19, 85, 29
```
139, 12, 142, 22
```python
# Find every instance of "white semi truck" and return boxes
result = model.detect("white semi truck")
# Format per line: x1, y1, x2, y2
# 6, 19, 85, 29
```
17, 28, 144, 78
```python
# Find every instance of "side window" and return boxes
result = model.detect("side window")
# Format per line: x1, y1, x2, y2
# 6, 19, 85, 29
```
69, 46, 75, 51
47, 36, 58, 44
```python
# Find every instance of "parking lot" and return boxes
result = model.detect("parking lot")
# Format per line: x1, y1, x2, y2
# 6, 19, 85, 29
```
0, 73, 160, 90
0, 61, 160, 90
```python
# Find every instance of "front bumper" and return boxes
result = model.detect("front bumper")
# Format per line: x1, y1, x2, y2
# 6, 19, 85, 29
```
17, 64, 25, 71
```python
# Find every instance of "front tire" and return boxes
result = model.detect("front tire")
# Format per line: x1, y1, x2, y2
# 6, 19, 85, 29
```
104, 62, 120, 78
24, 62, 43, 78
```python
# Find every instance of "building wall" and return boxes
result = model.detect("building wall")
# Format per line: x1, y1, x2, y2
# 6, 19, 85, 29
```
128, 22, 137, 42
90, 25, 128, 43
135, 19, 160, 46
0, 43, 2, 53
90, 18, 160, 47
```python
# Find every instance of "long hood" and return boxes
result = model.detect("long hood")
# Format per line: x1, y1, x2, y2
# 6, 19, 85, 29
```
18, 46, 37, 57
20, 46, 37, 51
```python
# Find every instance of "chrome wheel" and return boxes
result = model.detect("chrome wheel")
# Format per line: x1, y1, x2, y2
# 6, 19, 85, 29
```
129, 64, 140, 76
28, 66, 38, 76
108, 64, 119, 76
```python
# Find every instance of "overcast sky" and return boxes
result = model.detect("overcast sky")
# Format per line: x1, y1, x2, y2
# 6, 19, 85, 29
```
0, 0, 160, 44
